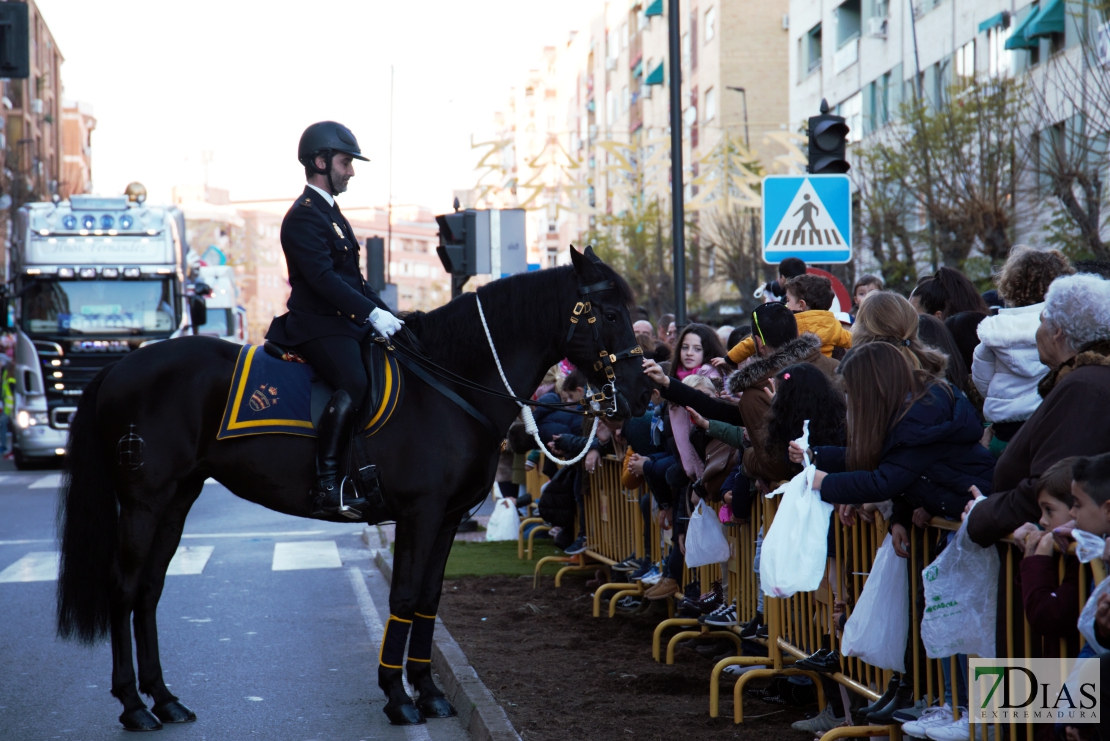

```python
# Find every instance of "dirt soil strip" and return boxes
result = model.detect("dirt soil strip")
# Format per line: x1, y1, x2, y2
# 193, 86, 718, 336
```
438, 574, 812, 741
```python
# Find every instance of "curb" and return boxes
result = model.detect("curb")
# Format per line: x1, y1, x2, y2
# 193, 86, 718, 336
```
363, 527, 523, 741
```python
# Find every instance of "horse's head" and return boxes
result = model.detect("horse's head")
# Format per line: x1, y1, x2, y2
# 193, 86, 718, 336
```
565, 246, 653, 420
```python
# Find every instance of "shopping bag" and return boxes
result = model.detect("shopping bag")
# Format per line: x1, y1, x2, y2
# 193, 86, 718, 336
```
485, 491, 521, 542
685, 500, 732, 568
841, 534, 908, 672
759, 422, 834, 597
1078, 575, 1110, 656
919, 514, 998, 658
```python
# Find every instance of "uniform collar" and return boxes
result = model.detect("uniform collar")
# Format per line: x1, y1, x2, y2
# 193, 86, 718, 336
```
305, 183, 335, 208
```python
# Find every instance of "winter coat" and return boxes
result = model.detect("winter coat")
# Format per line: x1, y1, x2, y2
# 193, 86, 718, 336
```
1018, 555, 1080, 658
532, 392, 582, 442
971, 303, 1049, 424
726, 310, 852, 364
726, 333, 840, 483
814, 383, 995, 530
967, 342, 1110, 546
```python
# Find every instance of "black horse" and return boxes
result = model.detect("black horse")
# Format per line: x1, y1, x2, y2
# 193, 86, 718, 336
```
55, 246, 653, 730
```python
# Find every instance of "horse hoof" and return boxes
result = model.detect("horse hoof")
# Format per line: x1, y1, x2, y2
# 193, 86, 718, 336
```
418, 696, 457, 719
385, 703, 426, 725
119, 707, 163, 731
152, 700, 197, 723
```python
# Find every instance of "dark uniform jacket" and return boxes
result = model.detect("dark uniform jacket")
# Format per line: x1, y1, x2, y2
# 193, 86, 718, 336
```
265, 186, 391, 346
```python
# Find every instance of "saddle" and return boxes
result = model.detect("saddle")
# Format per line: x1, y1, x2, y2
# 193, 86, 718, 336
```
216, 340, 404, 524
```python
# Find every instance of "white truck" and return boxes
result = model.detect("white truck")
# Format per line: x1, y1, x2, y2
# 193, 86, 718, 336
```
5, 194, 201, 467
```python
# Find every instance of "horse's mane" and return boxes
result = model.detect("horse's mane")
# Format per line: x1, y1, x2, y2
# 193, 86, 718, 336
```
402, 259, 634, 366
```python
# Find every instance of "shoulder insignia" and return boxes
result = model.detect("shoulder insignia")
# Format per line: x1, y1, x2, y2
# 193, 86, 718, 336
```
302, 197, 312, 206
332, 222, 344, 237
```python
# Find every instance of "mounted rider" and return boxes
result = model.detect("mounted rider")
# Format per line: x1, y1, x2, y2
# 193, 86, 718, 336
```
266, 121, 405, 518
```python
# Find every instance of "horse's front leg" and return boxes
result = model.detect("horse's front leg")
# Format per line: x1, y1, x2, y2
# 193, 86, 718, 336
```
405, 513, 463, 719
379, 509, 447, 725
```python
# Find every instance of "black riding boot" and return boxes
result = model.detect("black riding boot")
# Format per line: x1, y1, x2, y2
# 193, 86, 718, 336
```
310, 390, 366, 519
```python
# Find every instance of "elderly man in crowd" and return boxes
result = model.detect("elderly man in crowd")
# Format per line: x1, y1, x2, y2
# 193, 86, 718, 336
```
968, 273, 1110, 545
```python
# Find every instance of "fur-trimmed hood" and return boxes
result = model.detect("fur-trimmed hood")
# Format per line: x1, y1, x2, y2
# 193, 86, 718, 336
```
1038, 340, 1110, 398
727, 333, 822, 395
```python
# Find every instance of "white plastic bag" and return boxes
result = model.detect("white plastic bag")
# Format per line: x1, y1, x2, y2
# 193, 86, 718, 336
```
841, 534, 908, 672
685, 500, 732, 568
760, 422, 834, 597
919, 515, 998, 658
484, 491, 520, 542
1079, 575, 1110, 656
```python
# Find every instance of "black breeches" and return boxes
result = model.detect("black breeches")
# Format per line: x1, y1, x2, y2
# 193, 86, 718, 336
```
297, 336, 368, 410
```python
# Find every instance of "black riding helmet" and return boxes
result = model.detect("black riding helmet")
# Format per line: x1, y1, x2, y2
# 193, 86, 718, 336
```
298, 121, 369, 195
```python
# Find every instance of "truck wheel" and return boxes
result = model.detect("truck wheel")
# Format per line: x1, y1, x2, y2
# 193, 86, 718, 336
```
13, 449, 33, 470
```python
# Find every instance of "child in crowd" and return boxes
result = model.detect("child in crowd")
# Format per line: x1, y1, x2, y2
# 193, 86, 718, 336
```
1071, 453, 1110, 658
724, 274, 851, 364
673, 323, 726, 381
852, 274, 883, 317
1011, 457, 1080, 657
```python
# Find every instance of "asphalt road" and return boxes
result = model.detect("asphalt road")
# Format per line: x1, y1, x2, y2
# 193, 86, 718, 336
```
0, 462, 473, 741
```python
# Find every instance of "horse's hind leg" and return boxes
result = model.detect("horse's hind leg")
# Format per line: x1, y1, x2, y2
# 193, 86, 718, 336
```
406, 514, 463, 719
134, 477, 204, 724
109, 504, 165, 731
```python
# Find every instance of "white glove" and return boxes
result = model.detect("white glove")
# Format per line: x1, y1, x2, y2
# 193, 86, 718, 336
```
369, 307, 404, 338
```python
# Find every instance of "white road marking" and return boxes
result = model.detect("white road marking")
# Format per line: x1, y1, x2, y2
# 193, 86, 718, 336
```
347, 567, 432, 741
166, 545, 214, 576
0, 551, 58, 582
181, 530, 328, 540
29, 474, 62, 489
0, 539, 53, 546
272, 541, 341, 571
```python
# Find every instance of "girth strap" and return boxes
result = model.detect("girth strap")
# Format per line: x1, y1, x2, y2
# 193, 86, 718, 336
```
392, 350, 501, 440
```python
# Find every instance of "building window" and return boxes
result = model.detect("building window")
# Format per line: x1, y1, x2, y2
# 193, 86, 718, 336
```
955, 39, 975, 78
837, 92, 863, 143
704, 87, 717, 122
682, 32, 690, 64
621, 85, 629, 112
803, 23, 823, 75
836, 0, 861, 47
606, 89, 616, 126
621, 21, 628, 50
705, 6, 716, 42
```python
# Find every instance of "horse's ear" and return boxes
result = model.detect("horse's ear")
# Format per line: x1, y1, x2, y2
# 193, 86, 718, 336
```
583, 245, 603, 265
569, 245, 587, 274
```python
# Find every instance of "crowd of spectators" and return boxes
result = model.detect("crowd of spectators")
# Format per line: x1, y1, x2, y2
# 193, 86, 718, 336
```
501, 252, 1110, 740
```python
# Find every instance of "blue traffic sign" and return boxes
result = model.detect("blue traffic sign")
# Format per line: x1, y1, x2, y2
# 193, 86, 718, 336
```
762, 174, 852, 264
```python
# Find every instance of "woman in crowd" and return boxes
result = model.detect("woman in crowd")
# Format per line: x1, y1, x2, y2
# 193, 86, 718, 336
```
967, 273, 1110, 544
910, 266, 990, 319
851, 291, 949, 381
972, 247, 1073, 456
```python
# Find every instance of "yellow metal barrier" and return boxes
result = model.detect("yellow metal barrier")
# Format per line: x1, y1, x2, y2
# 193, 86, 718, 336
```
517, 452, 550, 560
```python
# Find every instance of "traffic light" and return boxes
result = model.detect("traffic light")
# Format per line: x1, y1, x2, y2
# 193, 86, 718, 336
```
807, 98, 850, 174
0, 4, 29, 79
365, 236, 385, 293
435, 200, 480, 298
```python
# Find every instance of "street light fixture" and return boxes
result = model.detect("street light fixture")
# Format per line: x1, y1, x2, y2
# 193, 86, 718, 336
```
726, 86, 750, 150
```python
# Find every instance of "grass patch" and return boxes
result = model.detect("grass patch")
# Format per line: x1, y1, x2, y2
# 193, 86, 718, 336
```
444, 540, 565, 578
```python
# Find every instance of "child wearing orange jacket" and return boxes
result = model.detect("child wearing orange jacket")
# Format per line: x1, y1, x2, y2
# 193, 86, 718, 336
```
725, 274, 852, 363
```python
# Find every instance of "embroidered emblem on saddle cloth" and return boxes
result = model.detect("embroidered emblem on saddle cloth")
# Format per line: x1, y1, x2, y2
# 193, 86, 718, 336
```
217, 344, 401, 440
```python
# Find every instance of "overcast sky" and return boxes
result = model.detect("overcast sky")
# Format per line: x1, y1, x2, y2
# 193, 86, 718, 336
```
37, 0, 595, 211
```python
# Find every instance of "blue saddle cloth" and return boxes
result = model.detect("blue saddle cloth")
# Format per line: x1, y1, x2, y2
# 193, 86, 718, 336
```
217, 344, 402, 440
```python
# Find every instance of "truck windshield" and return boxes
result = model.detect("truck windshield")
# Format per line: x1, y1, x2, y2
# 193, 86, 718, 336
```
197, 308, 233, 337
21, 279, 176, 335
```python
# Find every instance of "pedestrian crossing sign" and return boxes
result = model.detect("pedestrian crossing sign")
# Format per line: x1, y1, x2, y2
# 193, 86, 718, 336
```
762, 174, 852, 264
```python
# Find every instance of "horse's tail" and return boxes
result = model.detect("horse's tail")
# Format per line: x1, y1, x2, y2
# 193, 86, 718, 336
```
56, 365, 116, 644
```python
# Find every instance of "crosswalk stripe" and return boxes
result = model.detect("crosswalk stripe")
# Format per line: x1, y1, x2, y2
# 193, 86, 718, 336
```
272, 541, 341, 571
181, 530, 328, 540
166, 545, 214, 576
29, 474, 62, 489
0, 552, 58, 582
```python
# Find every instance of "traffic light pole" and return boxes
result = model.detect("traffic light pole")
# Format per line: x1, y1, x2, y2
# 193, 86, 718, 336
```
668, 0, 686, 327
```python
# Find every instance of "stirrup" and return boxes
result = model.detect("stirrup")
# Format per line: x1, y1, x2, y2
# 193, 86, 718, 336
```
335, 476, 365, 520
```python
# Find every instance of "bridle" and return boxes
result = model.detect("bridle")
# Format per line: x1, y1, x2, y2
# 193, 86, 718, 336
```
565, 278, 644, 418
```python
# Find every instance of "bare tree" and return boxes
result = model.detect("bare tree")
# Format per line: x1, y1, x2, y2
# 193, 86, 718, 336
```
1022, 2, 1110, 260
700, 206, 766, 313
851, 144, 921, 293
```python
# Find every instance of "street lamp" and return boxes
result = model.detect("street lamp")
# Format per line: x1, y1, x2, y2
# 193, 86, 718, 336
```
726, 86, 750, 150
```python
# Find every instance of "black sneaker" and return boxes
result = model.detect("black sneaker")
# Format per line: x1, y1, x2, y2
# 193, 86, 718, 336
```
611, 554, 642, 573
629, 560, 656, 580
703, 602, 738, 627
563, 535, 587, 555
738, 611, 763, 639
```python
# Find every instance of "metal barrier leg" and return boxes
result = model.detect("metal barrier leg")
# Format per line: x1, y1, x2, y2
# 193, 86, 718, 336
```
819, 726, 902, 741
606, 586, 645, 618
592, 582, 635, 618
533, 554, 576, 588
733, 667, 825, 724
665, 628, 744, 664
517, 517, 544, 559
709, 655, 773, 718
554, 557, 593, 587
527, 525, 551, 560
652, 618, 699, 662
